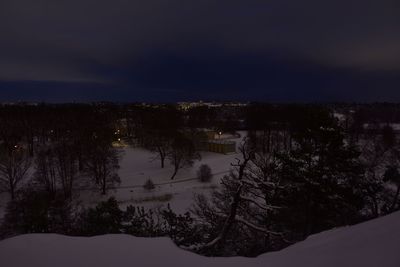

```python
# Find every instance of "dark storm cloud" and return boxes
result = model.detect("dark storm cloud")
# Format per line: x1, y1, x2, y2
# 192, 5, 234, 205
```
0, 0, 399, 101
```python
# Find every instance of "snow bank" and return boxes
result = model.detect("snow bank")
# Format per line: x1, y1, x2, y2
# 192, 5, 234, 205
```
1, 212, 400, 267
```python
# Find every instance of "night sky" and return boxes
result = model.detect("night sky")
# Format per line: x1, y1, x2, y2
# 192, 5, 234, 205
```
0, 0, 399, 102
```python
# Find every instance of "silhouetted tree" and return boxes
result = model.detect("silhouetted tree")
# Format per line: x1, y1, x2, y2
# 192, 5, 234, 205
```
168, 134, 200, 180
0, 145, 31, 200
77, 197, 123, 236
383, 166, 400, 213
54, 141, 78, 199
0, 190, 72, 238
34, 146, 58, 198
84, 135, 121, 195
280, 123, 365, 237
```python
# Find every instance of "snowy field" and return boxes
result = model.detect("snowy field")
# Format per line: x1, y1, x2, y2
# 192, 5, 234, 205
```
78, 132, 245, 213
0, 133, 245, 219
1, 210, 399, 267
79, 146, 242, 213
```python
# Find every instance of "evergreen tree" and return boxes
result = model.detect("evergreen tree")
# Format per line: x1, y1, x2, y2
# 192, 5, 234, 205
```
383, 166, 400, 213
0, 190, 72, 238
77, 197, 123, 236
280, 123, 365, 238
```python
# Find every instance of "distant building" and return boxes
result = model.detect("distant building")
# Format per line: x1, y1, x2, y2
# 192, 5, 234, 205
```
196, 129, 237, 154
207, 140, 236, 154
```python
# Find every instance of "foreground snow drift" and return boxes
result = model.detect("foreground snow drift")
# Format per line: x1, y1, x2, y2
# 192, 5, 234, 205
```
1, 212, 400, 267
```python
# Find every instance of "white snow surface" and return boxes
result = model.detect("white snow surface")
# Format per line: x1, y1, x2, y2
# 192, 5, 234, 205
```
1, 211, 399, 267
0, 132, 245, 220
77, 132, 246, 214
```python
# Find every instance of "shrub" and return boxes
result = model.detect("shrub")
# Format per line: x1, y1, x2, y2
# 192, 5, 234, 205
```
197, 164, 213, 183
0, 190, 73, 239
143, 179, 155, 191
123, 206, 164, 237
76, 197, 123, 236
132, 193, 173, 203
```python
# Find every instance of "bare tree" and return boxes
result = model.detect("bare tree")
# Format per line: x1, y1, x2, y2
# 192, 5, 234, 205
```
0, 145, 31, 200
54, 142, 78, 199
84, 138, 121, 195
195, 140, 254, 249
193, 138, 285, 254
34, 146, 58, 197
146, 134, 173, 169
168, 134, 200, 180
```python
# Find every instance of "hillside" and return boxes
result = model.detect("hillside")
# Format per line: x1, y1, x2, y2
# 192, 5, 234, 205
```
1, 211, 399, 267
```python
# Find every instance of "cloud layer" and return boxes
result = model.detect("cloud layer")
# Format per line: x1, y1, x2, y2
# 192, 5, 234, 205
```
0, 0, 399, 102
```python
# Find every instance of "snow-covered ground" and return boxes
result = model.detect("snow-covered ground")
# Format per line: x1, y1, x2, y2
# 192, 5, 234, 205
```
78, 133, 245, 213
0, 133, 245, 219
1, 210, 399, 267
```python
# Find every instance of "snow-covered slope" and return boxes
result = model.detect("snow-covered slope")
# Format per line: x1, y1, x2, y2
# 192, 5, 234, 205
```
1, 212, 399, 267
